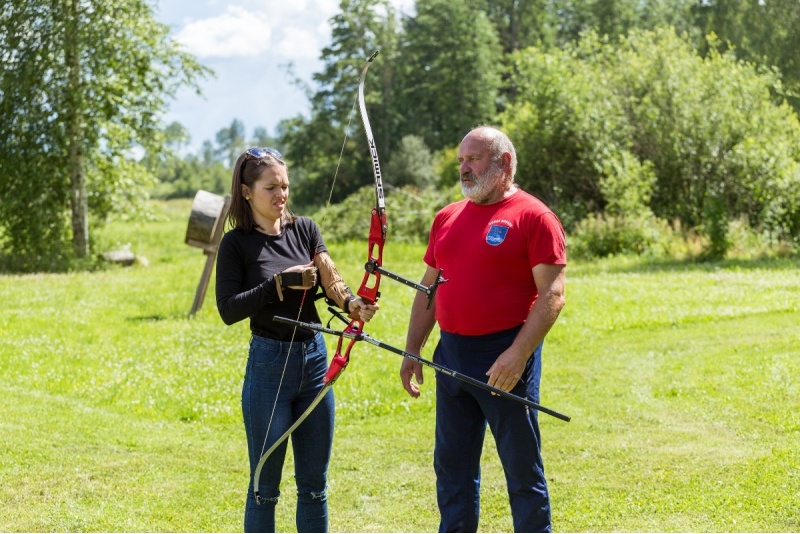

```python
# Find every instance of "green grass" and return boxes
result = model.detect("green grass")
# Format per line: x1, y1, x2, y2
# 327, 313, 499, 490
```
1, 199, 798, 532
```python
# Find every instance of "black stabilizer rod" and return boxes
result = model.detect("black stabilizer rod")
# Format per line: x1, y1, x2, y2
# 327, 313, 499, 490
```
273, 315, 571, 422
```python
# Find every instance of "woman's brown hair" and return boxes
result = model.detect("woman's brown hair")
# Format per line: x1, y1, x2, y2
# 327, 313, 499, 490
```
226, 149, 296, 233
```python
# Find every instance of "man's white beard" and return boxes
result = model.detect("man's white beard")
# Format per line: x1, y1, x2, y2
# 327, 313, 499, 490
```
461, 162, 505, 204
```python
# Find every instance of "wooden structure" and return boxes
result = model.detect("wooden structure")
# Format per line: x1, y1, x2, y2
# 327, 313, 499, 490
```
186, 190, 231, 316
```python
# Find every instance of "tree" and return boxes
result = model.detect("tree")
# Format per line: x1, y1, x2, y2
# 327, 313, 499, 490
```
395, 0, 503, 151
215, 119, 247, 168
144, 122, 228, 200
503, 28, 800, 255
384, 135, 437, 188
164, 121, 191, 153
311, 0, 399, 134
542, 0, 697, 48
0, 0, 209, 271
251, 126, 279, 150
693, 0, 800, 111
283, 0, 401, 209
465, 0, 557, 53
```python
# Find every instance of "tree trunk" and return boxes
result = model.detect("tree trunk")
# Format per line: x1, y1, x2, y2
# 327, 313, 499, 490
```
64, 0, 89, 258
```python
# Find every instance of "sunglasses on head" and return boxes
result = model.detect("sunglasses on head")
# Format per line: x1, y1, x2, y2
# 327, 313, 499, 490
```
244, 147, 283, 161
240, 147, 284, 175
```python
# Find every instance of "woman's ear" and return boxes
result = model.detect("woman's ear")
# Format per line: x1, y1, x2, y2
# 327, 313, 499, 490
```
241, 185, 250, 200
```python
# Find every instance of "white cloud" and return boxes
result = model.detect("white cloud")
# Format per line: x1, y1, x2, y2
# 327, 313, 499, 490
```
160, 0, 418, 150
275, 26, 322, 59
172, 0, 411, 60
175, 6, 273, 58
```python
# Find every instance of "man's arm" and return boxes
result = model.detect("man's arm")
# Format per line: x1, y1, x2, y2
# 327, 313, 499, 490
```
400, 265, 441, 398
486, 263, 566, 392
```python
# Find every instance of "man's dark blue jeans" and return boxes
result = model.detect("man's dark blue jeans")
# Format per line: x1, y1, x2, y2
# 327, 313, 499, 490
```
434, 326, 551, 533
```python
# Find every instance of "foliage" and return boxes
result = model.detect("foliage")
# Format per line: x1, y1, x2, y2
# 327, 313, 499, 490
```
280, 113, 364, 210
140, 0, 800, 266
464, 0, 557, 53
599, 150, 656, 218
280, 0, 503, 211
279, 0, 400, 209
143, 119, 278, 200
502, 36, 628, 225
307, 183, 451, 243
693, 0, 800, 111
394, 0, 503, 151
148, 155, 229, 199
214, 119, 247, 168
504, 27, 800, 258
434, 144, 461, 188
551, 0, 699, 47
9, 0, 800, 272
313, 0, 399, 130
0, 0, 209, 272
383, 135, 437, 188
568, 213, 673, 260
460, 0, 700, 55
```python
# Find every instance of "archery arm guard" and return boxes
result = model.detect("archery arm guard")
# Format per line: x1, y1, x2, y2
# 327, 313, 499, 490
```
316, 252, 355, 314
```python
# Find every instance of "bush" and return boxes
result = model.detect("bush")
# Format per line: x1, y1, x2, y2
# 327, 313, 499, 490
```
307, 184, 452, 244
503, 27, 800, 257
569, 213, 673, 260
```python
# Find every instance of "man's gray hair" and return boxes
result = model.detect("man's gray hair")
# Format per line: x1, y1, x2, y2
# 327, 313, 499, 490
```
477, 126, 517, 179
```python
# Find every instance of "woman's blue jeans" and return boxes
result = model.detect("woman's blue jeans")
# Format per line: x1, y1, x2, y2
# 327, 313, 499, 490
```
434, 327, 551, 533
242, 332, 334, 533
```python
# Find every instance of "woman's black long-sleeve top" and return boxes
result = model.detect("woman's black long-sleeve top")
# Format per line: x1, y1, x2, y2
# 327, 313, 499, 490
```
215, 217, 326, 342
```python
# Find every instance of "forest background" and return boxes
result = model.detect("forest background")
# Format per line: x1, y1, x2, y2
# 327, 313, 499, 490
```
2, 0, 800, 270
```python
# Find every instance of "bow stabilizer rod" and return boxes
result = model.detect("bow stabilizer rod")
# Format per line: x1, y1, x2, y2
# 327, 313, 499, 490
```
273, 315, 571, 423
365, 262, 447, 309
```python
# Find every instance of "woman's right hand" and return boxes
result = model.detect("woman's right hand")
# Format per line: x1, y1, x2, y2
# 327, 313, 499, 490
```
278, 261, 317, 290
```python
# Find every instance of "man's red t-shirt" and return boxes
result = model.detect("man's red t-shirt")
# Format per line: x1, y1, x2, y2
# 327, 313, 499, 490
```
424, 190, 566, 336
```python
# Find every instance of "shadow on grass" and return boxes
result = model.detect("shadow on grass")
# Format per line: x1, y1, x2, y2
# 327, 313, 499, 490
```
127, 313, 190, 322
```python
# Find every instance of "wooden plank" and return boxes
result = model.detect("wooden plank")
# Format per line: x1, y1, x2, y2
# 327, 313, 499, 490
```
189, 194, 231, 316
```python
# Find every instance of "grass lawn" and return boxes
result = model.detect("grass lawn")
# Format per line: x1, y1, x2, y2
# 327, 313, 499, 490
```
1, 199, 798, 532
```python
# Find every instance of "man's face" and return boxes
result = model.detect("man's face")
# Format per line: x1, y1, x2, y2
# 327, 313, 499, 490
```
457, 134, 504, 204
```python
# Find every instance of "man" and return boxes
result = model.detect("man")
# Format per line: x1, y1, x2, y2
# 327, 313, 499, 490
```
400, 126, 567, 532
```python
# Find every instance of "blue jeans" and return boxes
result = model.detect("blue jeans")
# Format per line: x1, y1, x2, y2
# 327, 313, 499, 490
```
434, 327, 551, 533
242, 332, 334, 533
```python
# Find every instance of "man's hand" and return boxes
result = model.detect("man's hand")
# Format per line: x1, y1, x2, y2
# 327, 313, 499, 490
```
400, 357, 424, 398
486, 347, 528, 393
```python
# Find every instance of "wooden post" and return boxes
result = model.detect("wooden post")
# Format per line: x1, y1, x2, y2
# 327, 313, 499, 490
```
187, 191, 231, 317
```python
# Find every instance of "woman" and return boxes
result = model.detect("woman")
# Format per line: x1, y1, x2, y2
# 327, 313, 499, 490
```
215, 147, 378, 532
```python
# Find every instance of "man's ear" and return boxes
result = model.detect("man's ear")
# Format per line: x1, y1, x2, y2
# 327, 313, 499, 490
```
499, 152, 512, 172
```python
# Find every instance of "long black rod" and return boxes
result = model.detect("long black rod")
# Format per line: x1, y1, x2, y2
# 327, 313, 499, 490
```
273, 316, 571, 422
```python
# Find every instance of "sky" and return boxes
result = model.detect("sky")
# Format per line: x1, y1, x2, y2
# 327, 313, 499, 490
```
155, 0, 414, 154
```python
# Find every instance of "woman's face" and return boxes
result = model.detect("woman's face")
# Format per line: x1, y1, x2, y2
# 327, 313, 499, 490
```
243, 164, 289, 228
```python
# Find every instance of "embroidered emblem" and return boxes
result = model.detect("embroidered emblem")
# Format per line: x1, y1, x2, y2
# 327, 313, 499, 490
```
486, 225, 509, 246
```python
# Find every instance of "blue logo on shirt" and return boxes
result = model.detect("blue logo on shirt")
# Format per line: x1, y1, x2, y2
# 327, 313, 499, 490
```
486, 225, 509, 246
